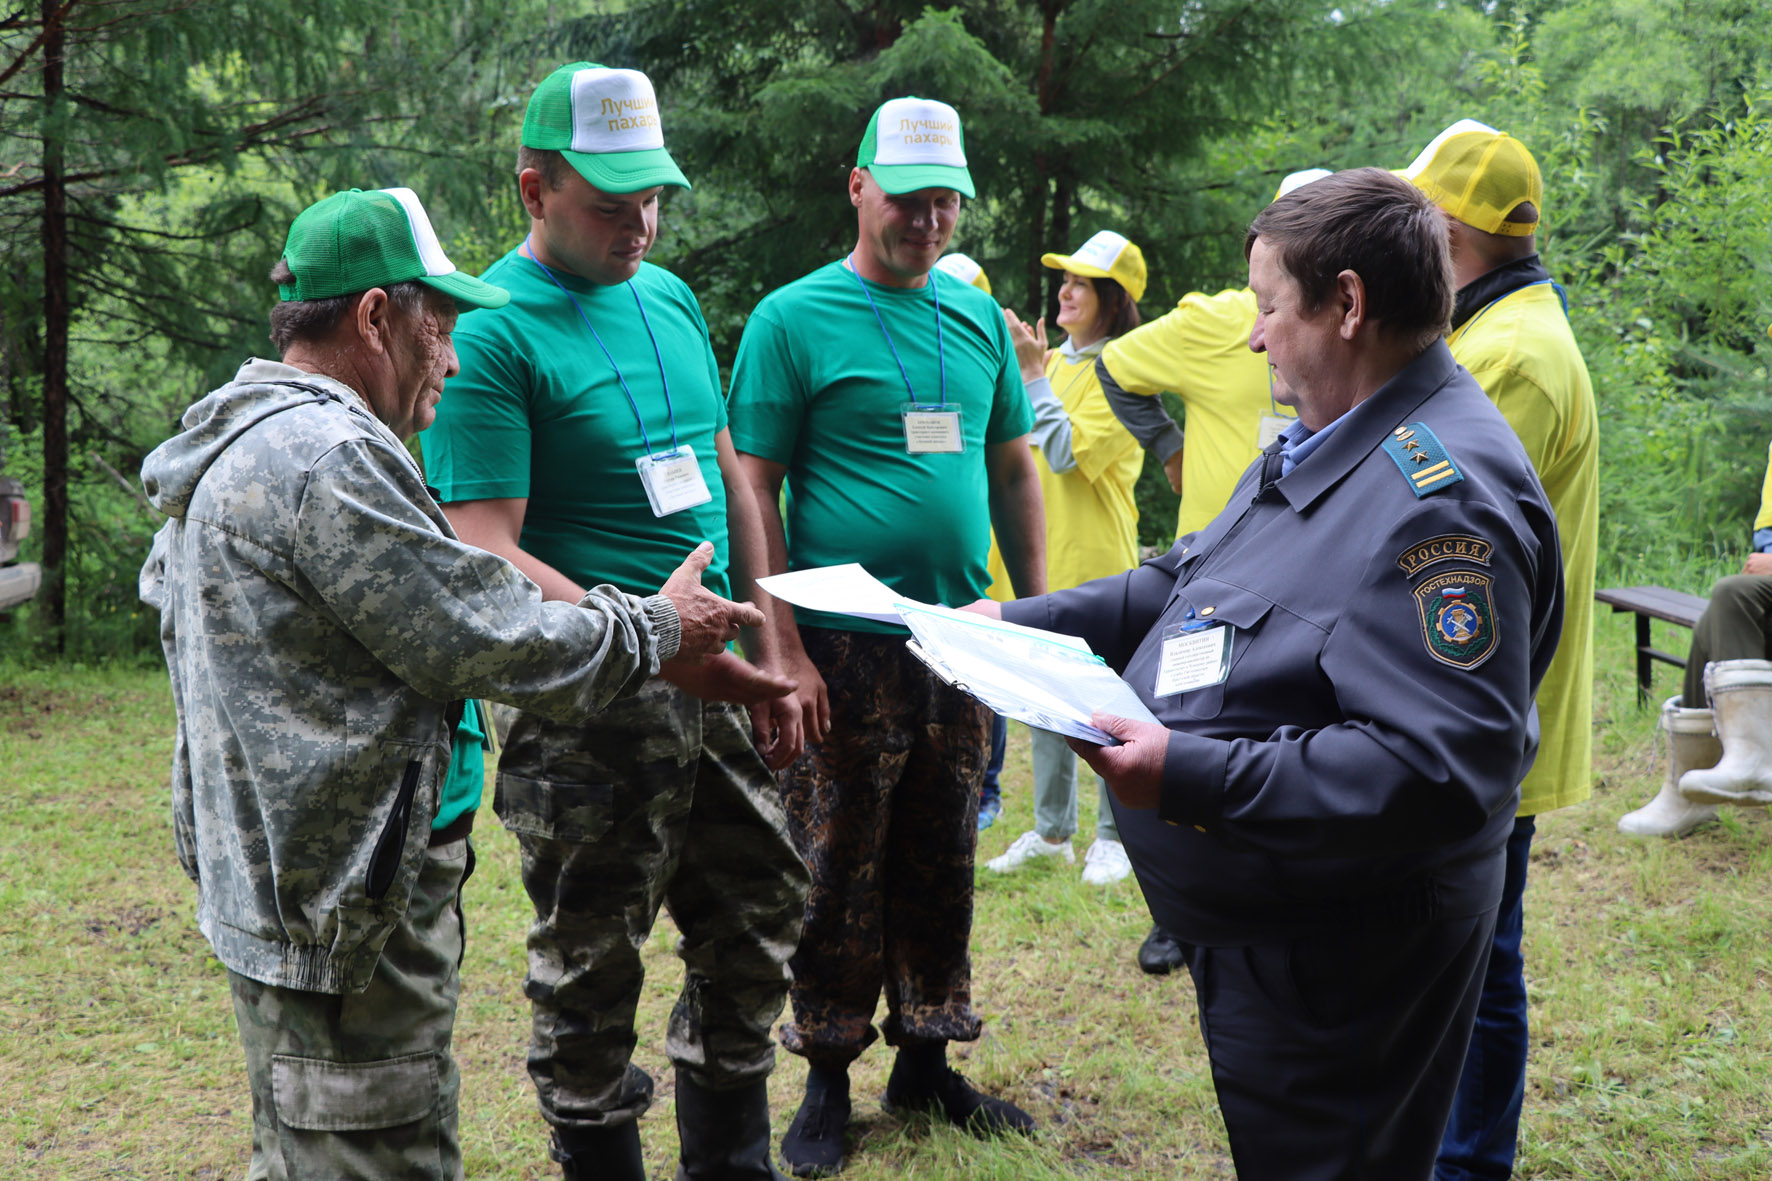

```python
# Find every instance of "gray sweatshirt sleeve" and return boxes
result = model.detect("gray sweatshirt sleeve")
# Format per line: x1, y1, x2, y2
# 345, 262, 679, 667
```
1097, 354, 1184, 463
1024, 376, 1078, 474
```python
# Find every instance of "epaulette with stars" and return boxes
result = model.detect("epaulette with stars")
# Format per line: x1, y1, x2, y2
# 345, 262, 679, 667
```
1380, 422, 1464, 498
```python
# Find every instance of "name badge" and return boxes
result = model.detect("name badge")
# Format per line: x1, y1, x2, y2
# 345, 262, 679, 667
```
1257, 413, 1294, 449
1154, 621, 1234, 697
903, 403, 965, 454
635, 446, 713, 517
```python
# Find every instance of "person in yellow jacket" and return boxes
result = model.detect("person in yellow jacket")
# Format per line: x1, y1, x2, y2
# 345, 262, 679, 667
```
1090, 168, 1326, 975
980, 230, 1145, 887
935, 252, 1013, 831
1095, 169, 1329, 540
1402, 119, 1599, 1181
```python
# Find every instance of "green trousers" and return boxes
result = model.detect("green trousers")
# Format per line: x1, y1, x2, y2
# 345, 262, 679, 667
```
231, 837, 472, 1181
1684, 574, 1772, 706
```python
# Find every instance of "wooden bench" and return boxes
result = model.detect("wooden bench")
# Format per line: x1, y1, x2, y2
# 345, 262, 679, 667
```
1594, 586, 1710, 706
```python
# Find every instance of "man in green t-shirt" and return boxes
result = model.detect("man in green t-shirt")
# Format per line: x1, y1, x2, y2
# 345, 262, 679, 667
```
728, 96, 1046, 1177
421, 63, 809, 1181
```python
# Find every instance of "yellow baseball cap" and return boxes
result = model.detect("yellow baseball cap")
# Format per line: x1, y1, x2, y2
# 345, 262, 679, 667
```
1041, 230, 1146, 301
1401, 119, 1541, 237
934, 253, 991, 294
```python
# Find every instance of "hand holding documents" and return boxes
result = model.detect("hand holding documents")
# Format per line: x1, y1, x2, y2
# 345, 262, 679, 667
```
756, 565, 1159, 745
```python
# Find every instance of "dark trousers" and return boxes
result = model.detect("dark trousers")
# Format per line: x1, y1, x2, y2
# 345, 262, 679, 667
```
982, 712, 1007, 802
1684, 574, 1772, 705
1181, 906, 1498, 1181
1437, 815, 1536, 1180
497, 680, 808, 1131
777, 627, 991, 1065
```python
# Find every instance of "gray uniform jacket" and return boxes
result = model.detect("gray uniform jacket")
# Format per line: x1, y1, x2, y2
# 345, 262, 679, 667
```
139, 359, 681, 993
1004, 341, 1564, 945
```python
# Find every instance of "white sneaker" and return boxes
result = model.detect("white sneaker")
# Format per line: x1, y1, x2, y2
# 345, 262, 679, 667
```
986, 830, 1073, 873
1080, 838, 1132, 885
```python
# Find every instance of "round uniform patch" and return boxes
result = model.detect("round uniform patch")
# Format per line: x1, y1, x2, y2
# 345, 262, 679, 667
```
1412, 570, 1499, 670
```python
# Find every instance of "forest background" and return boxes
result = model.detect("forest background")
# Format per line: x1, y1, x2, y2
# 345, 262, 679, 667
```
2, 0, 1770, 658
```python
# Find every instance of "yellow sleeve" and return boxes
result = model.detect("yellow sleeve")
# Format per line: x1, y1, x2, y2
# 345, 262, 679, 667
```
1757, 442, 1772, 533
1100, 290, 1240, 399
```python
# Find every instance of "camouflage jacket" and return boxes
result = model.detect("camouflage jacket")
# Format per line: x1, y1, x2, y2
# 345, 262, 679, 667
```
139, 358, 681, 994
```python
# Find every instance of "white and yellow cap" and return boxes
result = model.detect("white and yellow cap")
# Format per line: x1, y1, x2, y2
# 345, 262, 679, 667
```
1040, 230, 1146, 301
857, 96, 974, 198
1401, 118, 1541, 236
1273, 168, 1332, 202
934, 253, 991, 294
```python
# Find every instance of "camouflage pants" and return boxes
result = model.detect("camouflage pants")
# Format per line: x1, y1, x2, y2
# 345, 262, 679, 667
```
230, 837, 473, 1181
778, 627, 990, 1066
495, 678, 807, 1132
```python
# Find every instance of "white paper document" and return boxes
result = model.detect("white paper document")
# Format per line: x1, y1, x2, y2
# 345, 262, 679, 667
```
756, 564, 906, 624
756, 564, 1158, 744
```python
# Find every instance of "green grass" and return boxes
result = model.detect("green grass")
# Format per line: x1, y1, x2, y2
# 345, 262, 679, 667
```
3, 610, 1771, 1178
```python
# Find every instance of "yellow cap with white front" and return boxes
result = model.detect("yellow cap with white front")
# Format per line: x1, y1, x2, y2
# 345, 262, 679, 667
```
934, 253, 991, 295
1041, 230, 1146, 301
1401, 118, 1542, 237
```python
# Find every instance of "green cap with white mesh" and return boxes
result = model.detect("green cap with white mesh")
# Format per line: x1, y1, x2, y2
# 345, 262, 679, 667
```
522, 62, 690, 194
278, 187, 509, 309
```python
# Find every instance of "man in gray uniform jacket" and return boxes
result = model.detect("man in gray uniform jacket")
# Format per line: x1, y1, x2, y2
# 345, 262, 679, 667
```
980, 169, 1565, 1179
138, 187, 759, 1181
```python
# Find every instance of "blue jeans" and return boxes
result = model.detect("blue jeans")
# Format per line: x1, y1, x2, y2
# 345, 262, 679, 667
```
1436, 814, 1536, 1180
981, 713, 1006, 804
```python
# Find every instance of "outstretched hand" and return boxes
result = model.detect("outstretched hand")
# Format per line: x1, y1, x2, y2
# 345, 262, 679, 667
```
1067, 712, 1170, 811
660, 542, 767, 663
1002, 308, 1051, 382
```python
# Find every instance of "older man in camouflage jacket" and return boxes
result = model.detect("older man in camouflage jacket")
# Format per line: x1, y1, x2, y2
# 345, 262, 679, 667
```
137, 187, 768, 1181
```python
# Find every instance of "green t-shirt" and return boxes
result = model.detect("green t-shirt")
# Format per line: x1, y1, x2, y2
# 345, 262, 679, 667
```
422, 251, 731, 599
728, 261, 1032, 634
434, 699, 484, 832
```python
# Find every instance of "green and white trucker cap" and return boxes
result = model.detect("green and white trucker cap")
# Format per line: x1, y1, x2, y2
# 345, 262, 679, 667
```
522, 62, 690, 194
856, 96, 974, 198
278, 187, 509, 309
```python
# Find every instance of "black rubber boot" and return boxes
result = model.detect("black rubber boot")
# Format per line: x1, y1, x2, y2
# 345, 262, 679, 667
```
779, 1064, 850, 1178
673, 1071, 788, 1180
1137, 924, 1184, 975
551, 1119, 646, 1181
550, 1063, 654, 1180
881, 1043, 1035, 1137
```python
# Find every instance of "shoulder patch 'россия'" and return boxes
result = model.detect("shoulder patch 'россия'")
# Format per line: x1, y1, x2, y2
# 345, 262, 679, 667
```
1381, 423, 1463, 498
1396, 534, 1493, 578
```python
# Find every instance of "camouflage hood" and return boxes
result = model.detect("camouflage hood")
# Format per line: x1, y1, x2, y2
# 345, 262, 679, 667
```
142, 358, 371, 520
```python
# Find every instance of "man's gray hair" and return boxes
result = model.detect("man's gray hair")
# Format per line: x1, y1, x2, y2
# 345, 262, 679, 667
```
266, 259, 430, 355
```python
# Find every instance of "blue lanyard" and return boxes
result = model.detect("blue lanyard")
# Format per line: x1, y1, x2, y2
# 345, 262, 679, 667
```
521, 238, 681, 456
846, 254, 946, 406
1265, 368, 1299, 419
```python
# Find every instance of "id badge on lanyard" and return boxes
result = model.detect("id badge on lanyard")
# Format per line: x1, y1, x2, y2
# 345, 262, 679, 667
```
1257, 413, 1293, 449
903, 402, 965, 454
635, 445, 713, 517
1154, 619, 1234, 697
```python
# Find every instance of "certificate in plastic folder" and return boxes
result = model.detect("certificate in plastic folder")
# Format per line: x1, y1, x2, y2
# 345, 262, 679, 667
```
756, 565, 1158, 744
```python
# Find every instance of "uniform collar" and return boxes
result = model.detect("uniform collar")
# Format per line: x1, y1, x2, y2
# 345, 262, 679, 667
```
1274, 338, 1461, 513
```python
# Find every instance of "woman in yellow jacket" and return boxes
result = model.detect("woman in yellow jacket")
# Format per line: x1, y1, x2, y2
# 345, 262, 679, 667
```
984, 230, 1145, 886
